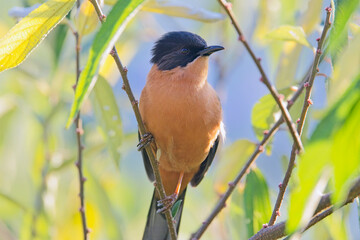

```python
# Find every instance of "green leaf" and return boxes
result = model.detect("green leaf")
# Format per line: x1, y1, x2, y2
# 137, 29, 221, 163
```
265, 25, 312, 48
171, 199, 182, 218
287, 75, 360, 233
91, 76, 123, 166
243, 168, 271, 237
331, 94, 360, 202
329, 0, 360, 62
287, 141, 331, 232
251, 88, 293, 141
66, 0, 145, 128
74, 0, 100, 36
328, 32, 360, 104
0, 0, 76, 73
52, 22, 68, 68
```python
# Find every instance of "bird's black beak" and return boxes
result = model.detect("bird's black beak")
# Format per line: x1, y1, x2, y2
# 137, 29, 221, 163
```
198, 45, 224, 56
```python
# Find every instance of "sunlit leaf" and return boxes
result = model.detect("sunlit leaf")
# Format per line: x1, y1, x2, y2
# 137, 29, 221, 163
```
66, 0, 145, 127
0, 0, 76, 73
215, 139, 256, 192
251, 88, 293, 141
328, 32, 360, 104
74, 0, 100, 36
329, 0, 360, 62
287, 75, 360, 233
287, 141, 331, 232
244, 168, 271, 237
91, 76, 122, 166
266, 25, 312, 48
331, 95, 360, 202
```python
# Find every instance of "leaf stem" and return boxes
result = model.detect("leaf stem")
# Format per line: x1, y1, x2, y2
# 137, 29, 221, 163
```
216, 0, 303, 152
88, 1, 177, 239
268, 8, 332, 226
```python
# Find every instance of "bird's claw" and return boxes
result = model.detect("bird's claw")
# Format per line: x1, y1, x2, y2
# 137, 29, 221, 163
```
156, 193, 178, 213
137, 132, 154, 151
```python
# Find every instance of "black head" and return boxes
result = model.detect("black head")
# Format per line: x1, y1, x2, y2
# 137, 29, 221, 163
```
151, 31, 224, 71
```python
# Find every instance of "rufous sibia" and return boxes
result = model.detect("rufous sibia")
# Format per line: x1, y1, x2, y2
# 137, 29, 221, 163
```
139, 31, 224, 240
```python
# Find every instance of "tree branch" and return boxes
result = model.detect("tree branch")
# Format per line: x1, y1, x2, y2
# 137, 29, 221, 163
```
88, 1, 177, 239
216, 0, 303, 152
268, 7, 332, 226
250, 177, 360, 240
70, 2, 90, 237
73, 26, 90, 240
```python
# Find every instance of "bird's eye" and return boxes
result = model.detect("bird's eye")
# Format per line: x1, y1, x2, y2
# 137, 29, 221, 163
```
180, 48, 190, 55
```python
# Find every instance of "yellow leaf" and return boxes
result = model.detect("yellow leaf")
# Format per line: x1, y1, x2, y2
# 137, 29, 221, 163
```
0, 0, 76, 73
75, 0, 101, 36
265, 25, 312, 48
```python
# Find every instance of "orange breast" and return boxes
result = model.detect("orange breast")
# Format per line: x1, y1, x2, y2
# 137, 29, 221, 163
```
140, 57, 222, 194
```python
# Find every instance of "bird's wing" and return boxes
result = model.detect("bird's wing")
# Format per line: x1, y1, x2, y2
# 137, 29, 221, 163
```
190, 135, 220, 187
139, 131, 155, 182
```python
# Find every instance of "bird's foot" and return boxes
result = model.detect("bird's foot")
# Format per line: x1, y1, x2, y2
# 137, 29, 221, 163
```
137, 132, 154, 151
156, 193, 178, 213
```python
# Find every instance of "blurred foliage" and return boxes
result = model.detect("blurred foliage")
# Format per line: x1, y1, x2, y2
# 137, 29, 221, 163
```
244, 168, 271, 238
0, 0, 359, 239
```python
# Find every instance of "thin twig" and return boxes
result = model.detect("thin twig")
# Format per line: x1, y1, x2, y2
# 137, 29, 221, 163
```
191, 67, 310, 239
217, 0, 303, 152
72, 16, 89, 239
88, 1, 177, 239
250, 177, 360, 240
268, 7, 332, 226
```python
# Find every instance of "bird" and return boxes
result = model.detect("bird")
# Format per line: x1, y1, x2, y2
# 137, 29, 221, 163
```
139, 31, 224, 240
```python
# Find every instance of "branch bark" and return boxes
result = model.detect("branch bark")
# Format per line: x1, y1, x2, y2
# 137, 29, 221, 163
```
73, 25, 90, 240
88, 1, 177, 239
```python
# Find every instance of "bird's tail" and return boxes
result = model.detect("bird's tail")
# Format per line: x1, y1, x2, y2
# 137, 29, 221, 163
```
143, 188, 187, 240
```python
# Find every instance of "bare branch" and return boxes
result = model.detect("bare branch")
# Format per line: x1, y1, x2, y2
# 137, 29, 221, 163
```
72, 24, 90, 239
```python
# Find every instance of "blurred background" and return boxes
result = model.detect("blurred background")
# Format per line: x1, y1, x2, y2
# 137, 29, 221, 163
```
0, 0, 359, 239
